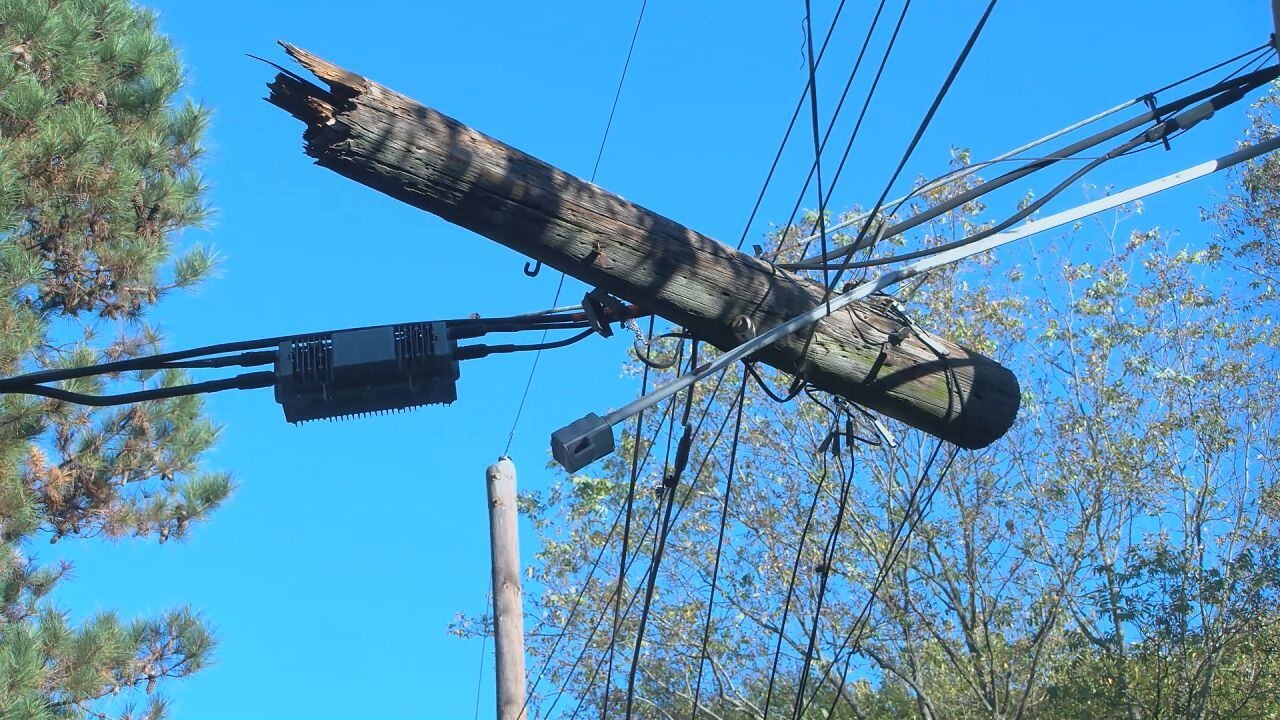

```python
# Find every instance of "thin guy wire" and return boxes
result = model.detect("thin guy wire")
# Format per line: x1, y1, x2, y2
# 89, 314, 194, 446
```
473, 632, 487, 720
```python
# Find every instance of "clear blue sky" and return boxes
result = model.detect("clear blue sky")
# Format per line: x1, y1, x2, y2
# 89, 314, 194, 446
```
48, 1, 1264, 718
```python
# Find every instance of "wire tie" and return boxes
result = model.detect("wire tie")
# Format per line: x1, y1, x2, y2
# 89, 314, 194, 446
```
1142, 93, 1173, 151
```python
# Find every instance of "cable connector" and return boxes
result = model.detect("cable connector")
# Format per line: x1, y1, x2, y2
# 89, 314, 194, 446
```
274, 322, 459, 422
582, 289, 628, 337
550, 413, 615, 472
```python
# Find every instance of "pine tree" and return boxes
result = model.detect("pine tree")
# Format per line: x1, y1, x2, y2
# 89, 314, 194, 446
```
0, 1, 226, 717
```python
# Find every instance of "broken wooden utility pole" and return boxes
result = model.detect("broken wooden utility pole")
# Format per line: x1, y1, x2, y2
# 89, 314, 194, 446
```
485, 457, 527, 720
264, 43, 1020, 450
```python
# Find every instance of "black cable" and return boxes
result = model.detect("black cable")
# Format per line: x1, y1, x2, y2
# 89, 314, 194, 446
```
0, 310, 589, 392
790, 444, 855, 720
806, 442, 960, 719
820, 0, 998, 293
761, 451, 830, 719
149, 351, 277, 370
795, 63, 1275, 275
844, 43, 1274, 233
621, 427, 684, 720
802, 0, 833, 300
564, 498, 666, 720
6, 371, 275, 406
771, 0, 906, 264
623, 341, 695, 719
782, 62, 1280, 271
561, 372, 743, 719
603, 313, 655, 720
0, 338, 281, 390
519, 502, 628, 720
734, 0, 850, 251
804, 132, 1146, 272
458, 328, 596, 359
745, 362, 806, 403
690, 379, 747, 719
785, 0, 995, 390
1150, 41, 1273, 96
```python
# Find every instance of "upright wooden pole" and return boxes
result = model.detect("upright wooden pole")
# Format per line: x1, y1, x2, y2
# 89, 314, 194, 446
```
486, 457, 526, 720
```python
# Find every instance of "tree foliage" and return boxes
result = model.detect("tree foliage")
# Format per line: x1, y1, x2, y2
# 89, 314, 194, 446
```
0, 1, 225, 717
517, 96, 1280, 719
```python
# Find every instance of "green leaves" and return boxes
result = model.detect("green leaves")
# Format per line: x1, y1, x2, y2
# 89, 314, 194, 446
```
0, 1, 224, 717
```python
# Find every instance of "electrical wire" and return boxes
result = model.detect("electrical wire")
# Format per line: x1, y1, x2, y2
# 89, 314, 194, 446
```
621, 341, 696, 719
802, 0, 833, 300
778, 41, 1275, 264
815, 0, 998, 298
540, 369, 727, 719
745, 362, 806, 403
789, 0, 995, 402
559, 371, 742, 719
689, 379, 747, 719
472, 632, 487, 720
782, 62, 1280, 272
0, 307, 592, 393
734, 0, 851, 251
603, 314, 657, 720
761, 450, 830, 719
5, 371, 275, 406
457, 328, 597, 359
808, 440, 962, 712
772, 0, 909, 263
789, 441, 855, 720
791, 66, 1275, 274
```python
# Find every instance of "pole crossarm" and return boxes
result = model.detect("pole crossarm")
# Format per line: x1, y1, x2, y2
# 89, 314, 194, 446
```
263, 43, 1020, 450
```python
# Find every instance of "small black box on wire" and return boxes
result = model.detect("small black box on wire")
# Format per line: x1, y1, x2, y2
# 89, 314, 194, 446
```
274, 322, 459, 422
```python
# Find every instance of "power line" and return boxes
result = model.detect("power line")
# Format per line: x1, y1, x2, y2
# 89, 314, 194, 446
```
734, 0, 851, 251
621, 342, 697, 719
790, 435, 856, 720
782, 61, 1280, 271
811, 442, 960, 718
802, 0, 833, 299
576, 58, 1280, 443
761, 448, 830, 719
813, 0, 998, 301
690, 379, 747, 719
603, 314, 658, 720
559, 374, 744, 718
771, 0, 906, 264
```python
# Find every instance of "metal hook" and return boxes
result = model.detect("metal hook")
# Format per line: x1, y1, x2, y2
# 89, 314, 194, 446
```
523, 259, 542, 277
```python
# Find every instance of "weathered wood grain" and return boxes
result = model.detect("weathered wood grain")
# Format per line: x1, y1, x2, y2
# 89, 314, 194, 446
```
486, 458, 526, 720
263, 43, 1019, 449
